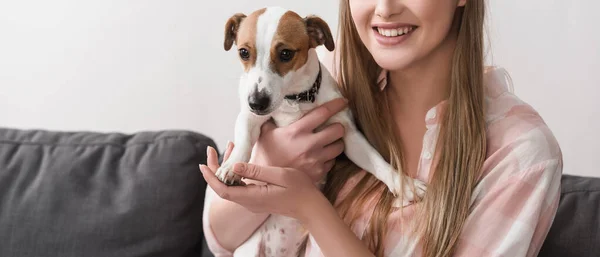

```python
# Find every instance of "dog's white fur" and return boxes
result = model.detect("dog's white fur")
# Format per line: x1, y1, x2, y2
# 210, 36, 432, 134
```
217, 7, 427, 256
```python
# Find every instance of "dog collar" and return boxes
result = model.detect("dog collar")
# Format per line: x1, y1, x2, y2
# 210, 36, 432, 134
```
284, 64, 322, 103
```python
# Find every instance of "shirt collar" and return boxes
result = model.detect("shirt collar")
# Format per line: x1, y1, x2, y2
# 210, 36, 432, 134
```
376, 69, 388, 91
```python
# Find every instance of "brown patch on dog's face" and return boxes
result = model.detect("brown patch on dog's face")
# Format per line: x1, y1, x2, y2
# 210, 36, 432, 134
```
269, 11, 311, 77
226, 8, 334, 76
269, 12, 335, 77
224, 8, 266, 72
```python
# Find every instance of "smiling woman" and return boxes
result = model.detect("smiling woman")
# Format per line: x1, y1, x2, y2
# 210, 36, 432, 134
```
334, 0, 488, 256
202, 0, 563, 257
0, 0, 595, 256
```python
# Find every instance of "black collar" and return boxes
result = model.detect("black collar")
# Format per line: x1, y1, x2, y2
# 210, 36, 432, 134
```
284, 65, 322, 103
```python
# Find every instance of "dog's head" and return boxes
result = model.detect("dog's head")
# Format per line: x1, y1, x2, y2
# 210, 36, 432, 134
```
224, 7, 334, 115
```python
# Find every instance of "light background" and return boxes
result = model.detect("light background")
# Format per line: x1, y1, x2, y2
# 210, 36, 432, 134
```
0, 0, 598, 177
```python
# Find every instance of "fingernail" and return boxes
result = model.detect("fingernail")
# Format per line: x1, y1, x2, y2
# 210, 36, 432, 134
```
199, 164, 206, 173
226, 141, 232, 149
206, 146, 211, 157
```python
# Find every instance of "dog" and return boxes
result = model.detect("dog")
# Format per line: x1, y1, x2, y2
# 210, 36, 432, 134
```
216, 7, 427, 256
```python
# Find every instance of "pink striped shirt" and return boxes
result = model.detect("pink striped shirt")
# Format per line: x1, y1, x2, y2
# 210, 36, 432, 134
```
203, 66, 563, 256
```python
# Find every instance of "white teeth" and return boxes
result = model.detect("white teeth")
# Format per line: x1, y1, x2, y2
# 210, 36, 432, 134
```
376, 26, 415, 37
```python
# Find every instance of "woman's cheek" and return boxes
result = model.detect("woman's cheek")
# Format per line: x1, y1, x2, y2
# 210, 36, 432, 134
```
349, 1, 373, 28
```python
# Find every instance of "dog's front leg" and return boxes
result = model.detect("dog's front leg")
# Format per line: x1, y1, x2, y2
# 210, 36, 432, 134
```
331, 110, 427, 204
216, 110, 269, 186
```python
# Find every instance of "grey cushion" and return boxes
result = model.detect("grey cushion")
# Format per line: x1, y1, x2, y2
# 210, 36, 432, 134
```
0, 128, 216, 257
539, 175, 600, 257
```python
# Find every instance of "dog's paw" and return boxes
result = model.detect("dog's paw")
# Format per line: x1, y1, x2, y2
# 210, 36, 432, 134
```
402, 177, 428, 201
215, 162, 244, 186
412, 179, 427, 199
383, 172, 404, 198
388, 175, 428, 207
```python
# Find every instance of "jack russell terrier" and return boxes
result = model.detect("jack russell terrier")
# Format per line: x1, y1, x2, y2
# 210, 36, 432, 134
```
216, 6, 427, 256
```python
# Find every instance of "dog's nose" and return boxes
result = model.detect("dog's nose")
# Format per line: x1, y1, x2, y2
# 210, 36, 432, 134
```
248, 91, 270, 113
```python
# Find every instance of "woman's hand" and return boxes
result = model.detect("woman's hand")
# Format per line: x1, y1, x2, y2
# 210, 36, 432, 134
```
203, 143, 272, 252
200, 160, 322, 222
200, 159, 377, 257
250, 98, 347, 184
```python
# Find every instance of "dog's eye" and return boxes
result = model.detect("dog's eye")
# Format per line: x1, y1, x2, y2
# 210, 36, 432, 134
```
239, 48, 250, 61
279, 49, 295, 62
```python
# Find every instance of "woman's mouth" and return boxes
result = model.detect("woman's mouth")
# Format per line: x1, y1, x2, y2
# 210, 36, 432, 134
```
372, 25, 418, 46
375, 26, 417, 37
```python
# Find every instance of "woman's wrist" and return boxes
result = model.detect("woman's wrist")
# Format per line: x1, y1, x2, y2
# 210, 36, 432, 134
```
296, 188, 376, 257
297, 189, 334, 226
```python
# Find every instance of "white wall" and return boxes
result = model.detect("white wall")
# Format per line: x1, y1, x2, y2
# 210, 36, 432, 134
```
0, 1, 597, 177
0, 0, 338, 151
485, 1, 600, 177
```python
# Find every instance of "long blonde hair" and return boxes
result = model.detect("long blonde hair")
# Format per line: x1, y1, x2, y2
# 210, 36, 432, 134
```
322, 1, 487, 257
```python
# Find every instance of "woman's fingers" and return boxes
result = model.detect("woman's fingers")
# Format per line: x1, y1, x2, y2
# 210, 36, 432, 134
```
206, 141, 234, 171
323, 160, 336, 174
222, 141, 234, 162
260, 119, 277, 134
232, 163, 290, 187
200, 164, 259, 200
207, 146, 220, 171
313, 122, 345, 147
200, 164, 277, 213
200, 164, 233, 198
322, 139, 345, 162
291, 98, 347, 132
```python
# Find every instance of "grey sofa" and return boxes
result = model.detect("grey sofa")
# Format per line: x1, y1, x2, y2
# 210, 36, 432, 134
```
0, 127, 597, 257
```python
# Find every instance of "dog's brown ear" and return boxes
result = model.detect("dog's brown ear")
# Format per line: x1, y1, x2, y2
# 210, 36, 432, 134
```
224, 13, 246, 51
304, 15, 335, 52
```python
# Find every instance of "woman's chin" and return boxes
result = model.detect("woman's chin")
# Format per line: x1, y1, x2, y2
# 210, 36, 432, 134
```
371, 51, 416, 72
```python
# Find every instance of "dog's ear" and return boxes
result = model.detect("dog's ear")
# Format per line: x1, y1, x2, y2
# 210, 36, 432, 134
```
224, 13, 247, 51
304, 15, 335, 52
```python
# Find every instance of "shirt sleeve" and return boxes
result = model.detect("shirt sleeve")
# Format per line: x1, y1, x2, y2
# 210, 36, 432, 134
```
453, 157, 563, 257
202, 186, 235, 257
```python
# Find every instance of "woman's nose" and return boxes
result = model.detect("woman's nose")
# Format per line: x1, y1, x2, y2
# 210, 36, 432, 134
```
375, 0, 394, 19
375, 0, 405, 20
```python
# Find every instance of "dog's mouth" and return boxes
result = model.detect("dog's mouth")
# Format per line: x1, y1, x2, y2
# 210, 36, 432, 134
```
249, 108, 272, 116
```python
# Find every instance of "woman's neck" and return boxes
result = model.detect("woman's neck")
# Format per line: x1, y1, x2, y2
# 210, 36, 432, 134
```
386, 38, 456, 118
385, 34, 458, 178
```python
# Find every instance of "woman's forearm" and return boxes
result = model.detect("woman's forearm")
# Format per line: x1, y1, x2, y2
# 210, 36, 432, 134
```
207, 152, 273, 252
209, 197, 270, 251
300, 193, 376, 257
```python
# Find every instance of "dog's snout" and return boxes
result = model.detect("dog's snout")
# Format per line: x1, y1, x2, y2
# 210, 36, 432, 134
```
248, 96, 270, 112
248, 90, 271, 114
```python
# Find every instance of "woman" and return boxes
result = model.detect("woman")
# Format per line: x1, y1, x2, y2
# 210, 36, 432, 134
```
200, 0, 563, 256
